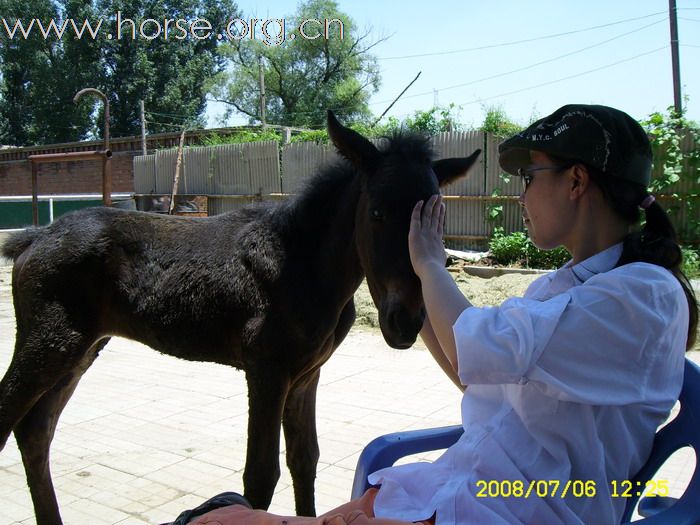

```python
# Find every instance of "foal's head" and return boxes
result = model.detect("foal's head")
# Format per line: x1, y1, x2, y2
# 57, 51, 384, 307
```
327, 111, 481, 349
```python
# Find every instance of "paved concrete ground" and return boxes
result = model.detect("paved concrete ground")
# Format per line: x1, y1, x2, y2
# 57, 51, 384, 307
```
0, 263, 696, 524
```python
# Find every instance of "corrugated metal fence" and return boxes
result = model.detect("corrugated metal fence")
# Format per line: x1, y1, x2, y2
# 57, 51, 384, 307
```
133, 131, 699, 249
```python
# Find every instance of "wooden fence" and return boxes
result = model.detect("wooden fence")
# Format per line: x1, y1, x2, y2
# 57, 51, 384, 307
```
133, 131, 699, 250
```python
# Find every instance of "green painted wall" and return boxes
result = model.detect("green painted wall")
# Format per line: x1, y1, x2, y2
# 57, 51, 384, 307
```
0, 200, 103, 228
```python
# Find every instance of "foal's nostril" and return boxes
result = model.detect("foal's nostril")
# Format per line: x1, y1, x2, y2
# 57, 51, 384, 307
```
385, 308, 421, 347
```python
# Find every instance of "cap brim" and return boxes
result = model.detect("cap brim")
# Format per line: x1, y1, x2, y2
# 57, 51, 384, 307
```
498, 146, 531, 176
498, 135, 581, 175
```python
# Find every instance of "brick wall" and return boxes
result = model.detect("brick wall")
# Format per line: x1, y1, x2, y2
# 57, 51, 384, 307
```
0, 152, 136, 195
0, 126, 265, 197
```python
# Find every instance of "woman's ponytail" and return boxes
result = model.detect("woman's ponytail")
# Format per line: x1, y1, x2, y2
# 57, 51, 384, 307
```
604, 185, 698, 350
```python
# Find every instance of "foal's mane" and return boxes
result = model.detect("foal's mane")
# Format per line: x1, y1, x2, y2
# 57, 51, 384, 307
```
378, 131, 434, 164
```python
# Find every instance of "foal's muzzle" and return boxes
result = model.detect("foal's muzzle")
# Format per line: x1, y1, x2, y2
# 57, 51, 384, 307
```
379, 303, 425, 349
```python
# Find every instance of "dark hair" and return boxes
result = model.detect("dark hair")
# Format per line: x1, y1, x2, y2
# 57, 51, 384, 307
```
579, 162, 698, 350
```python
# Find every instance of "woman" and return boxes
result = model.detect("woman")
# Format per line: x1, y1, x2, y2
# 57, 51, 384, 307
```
173, 104, 696, 525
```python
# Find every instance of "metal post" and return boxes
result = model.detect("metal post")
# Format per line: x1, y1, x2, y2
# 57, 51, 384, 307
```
140, 99, 147, 156
73, 88, 112, 205
259, 56, 266, 128
31, 161, 38, 226
102, 154, 112, 206
669, 0, 682, 115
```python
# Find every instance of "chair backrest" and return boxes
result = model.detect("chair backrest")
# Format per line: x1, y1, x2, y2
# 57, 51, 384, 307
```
620, 358, 700, 524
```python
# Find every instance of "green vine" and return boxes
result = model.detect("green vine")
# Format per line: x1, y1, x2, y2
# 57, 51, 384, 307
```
485, 187, 504, 226
642, 105, 700, 243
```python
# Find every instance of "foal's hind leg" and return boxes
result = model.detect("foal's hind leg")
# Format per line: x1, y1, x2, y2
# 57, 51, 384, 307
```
283, 368, 321, 516
0, 332, 32, 451
0, 332, 79, 451
14, 337, 108, 525
0, 305, 96, 450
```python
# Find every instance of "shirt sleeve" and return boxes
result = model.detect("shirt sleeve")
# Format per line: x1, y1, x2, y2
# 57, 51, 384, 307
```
453, 264, 688, 404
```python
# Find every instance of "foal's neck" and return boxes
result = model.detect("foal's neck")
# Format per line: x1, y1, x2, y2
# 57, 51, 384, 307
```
282, 165, 364, 294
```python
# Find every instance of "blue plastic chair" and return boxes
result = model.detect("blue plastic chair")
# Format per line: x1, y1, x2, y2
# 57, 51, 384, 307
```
351, 359, 700, 524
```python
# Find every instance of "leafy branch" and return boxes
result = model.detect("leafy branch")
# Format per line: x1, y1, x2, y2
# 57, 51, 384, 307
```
642, 104, 700, 242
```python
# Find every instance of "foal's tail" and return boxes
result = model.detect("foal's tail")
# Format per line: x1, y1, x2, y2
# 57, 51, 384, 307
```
1, 228, 40, 261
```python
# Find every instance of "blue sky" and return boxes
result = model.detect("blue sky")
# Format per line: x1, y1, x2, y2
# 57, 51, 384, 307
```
207, 0, 700, 128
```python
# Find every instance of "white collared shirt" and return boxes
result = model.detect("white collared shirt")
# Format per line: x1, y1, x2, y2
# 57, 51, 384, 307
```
369, 244, 688, 524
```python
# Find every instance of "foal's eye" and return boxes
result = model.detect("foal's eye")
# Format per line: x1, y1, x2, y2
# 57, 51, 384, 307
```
370, 209, 385, 221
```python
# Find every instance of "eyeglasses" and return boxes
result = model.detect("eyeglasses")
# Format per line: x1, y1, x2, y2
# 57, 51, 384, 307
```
517, 164, 572, 192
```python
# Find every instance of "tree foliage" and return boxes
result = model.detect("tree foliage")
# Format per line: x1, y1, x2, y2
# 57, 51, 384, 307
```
211, 0, 382, 128
0, 0, 101, 145
380, 104, 464, 135
0, 0, 238, 145
97, 0, 237, 136
480, 104, 522, 137
642, 104, 700, 243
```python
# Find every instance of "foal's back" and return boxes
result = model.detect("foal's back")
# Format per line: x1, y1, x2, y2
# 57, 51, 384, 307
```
5, 206, 283, 365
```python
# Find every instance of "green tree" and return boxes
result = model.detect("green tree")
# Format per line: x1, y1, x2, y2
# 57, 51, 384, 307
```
642, 104, 700, 242
399, 104, 463, 135
211, 0, 382, 127
95, 0, 239, 135
0, 0, 237, 145
480, 104, 522, 137
96, 0, 238, 136
0, 0, 101, 145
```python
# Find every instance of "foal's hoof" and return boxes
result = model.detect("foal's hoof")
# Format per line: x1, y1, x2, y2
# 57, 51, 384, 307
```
165, 492, 253, 525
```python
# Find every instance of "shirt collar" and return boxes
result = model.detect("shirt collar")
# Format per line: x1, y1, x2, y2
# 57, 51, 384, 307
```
563, 242, 623, 284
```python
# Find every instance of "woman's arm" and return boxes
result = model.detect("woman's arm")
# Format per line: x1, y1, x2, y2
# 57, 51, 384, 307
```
420, 315, 466, 391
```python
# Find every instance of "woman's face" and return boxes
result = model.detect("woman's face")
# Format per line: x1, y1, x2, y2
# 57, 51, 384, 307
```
519, 151, 575, 251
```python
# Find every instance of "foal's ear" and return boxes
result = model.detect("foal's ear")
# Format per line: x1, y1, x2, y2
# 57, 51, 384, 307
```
433, 149, 482, 187
327, 110, 380, 172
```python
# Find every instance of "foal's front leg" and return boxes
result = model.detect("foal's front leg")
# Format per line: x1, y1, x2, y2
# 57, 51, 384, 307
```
283, 300, 356, 516
283, 369, 321, 516
243, 367, 290, 510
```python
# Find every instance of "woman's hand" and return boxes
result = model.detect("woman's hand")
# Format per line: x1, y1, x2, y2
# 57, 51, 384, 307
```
408, 194, 447, 279
409, 193, 472, 372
